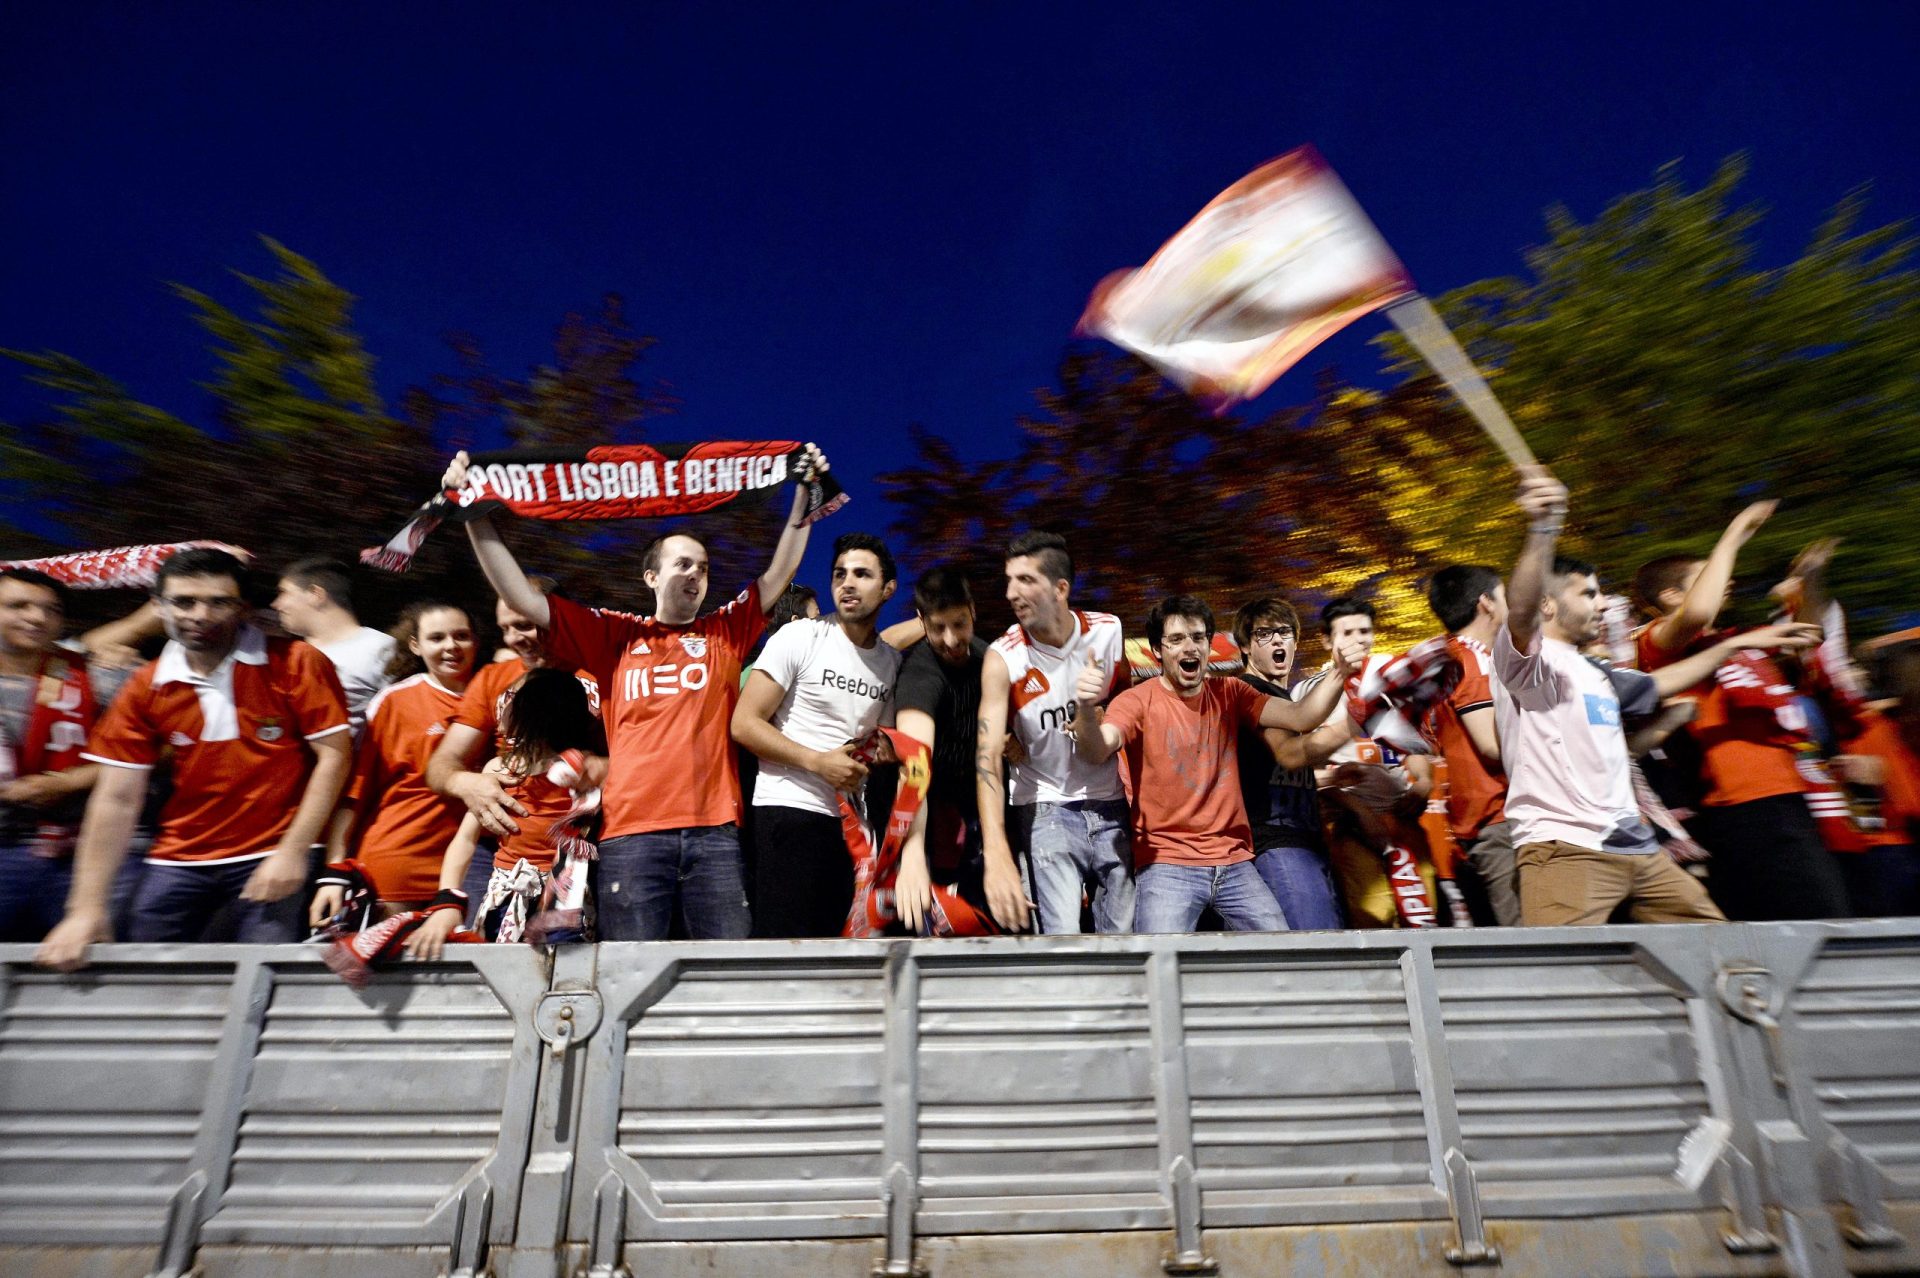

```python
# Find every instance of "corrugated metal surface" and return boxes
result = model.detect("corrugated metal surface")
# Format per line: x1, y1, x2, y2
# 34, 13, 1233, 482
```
5, 920, 1920, 1278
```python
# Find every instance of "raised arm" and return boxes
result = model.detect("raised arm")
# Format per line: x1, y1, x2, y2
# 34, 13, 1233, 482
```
1267, 718, 1352, 771
756, 444, 830, 611
1647, 499, 1775, 653
1259, 636, 1367, 732
445, 451, 551, 629
1649, 621, 1823, 698
1070, 654, 1128, 764
972, 650, 1028, 931
1505, 466, 1570, 654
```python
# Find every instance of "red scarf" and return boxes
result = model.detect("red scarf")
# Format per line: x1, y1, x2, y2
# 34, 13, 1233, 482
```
10, 652, 97, 779
2, 540, 248, 590
840, 729, 1001, 939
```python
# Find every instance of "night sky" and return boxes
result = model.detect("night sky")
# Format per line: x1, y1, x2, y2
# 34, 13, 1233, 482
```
4, 2, 1915, 594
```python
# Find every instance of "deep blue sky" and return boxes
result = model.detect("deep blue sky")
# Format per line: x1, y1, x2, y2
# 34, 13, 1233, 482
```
3, 2, 1915, 591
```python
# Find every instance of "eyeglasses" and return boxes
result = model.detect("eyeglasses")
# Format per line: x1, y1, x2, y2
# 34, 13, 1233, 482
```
159, 595, 246, 614
1249, 627, 1295, 643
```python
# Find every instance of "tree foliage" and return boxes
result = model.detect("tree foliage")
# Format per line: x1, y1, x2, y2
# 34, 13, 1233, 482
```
1385, 155, 1920, 632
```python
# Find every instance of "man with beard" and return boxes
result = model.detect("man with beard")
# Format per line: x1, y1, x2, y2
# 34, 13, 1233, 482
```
1231, 597, 1348, 929
1073, 596, 1366, 932
36, 547, 352, 969
733, 532, 902, 937
977, 532, 1130, 935
890, 566, 995, 933
1495, 470, 1819, 925
445, 447, 827, 940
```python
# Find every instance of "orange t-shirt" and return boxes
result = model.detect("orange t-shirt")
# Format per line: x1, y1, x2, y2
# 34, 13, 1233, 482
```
1103, 676, 1268, 868
349, 673, 467, 901
1844, 713, 1920, 847
542, 587, 765, 839
451, 657, 602, 749
1423, 635, 1507, 839
1637, 625, 1808, 806
83, 629, 349, 863
492, 768, 579, 872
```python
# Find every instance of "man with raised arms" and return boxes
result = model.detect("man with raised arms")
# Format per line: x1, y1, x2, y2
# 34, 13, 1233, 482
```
1495, 470, 1820, 925
976, 532, 1131, 934
732, 532, 903, 937
1072, 595, 1368, 932
445, 445, 828, 940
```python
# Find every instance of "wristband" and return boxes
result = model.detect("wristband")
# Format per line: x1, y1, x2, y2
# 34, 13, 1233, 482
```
427, 888, 469, 916
1529, 522, 1564, 537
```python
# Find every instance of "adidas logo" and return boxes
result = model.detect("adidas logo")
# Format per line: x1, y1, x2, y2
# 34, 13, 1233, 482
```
169, 731, 196, 747
1020, 673, 1046, 695
630, 641, 652, 655
427, 723, 447, 736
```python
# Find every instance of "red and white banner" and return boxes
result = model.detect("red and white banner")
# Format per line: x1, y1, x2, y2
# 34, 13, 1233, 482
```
1079, 145, 1413, 407
3, 541, 250, 591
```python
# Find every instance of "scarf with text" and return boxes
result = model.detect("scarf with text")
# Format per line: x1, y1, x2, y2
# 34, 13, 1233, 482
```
841, 729, 1001, 939
3, 541, 250, 590
309, 860, 477, 988
361, 442, 847, 572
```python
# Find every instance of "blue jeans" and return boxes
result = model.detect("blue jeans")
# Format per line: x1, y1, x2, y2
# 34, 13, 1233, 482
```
0, 842, 74, 943
595, 825, 752, 941
1014, 799, 1134, 934
1135, 860, 1289, 933
1252, 841, 1346, 931
128, 857, 305, 943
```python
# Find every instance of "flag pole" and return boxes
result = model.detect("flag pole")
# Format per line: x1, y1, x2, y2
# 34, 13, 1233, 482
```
1385, 294, 1538, 470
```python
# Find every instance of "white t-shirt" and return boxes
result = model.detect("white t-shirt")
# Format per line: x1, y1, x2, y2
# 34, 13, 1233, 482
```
1491, 625, 1660, 854
314, 626, 397, 740
994, 611, 1127, 805
751, 618, 903, 817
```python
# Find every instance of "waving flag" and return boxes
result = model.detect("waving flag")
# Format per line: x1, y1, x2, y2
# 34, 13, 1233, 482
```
1079, 145, 1414, 407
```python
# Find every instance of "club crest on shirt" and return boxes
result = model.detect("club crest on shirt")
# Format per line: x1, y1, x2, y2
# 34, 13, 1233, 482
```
256, 717, 284, 742
681, 635, 708, 659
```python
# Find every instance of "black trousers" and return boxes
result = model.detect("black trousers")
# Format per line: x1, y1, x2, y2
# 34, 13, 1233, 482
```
1691, 794, 1851, 921
752, 805, 856, 939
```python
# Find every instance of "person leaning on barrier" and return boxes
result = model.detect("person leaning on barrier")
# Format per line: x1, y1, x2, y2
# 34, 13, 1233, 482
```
1071, 594, 1367, 933
36, 547, 353, 969
1493, 469, 1822, 927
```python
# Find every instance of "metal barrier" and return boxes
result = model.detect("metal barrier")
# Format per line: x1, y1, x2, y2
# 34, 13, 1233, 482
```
3, 920, 1917, 1277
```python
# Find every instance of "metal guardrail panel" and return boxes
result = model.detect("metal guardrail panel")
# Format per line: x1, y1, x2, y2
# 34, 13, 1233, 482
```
0, 958, 237, 1246
1433, 942, 1716, 1209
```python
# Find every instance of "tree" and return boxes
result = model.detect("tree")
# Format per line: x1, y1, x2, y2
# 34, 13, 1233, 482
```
1388, 156, 1920, 632
878, 348, 1494, 649
2, 239, 453, 624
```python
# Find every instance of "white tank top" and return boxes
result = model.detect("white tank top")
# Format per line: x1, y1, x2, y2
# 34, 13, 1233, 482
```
993, 611, 1127, 805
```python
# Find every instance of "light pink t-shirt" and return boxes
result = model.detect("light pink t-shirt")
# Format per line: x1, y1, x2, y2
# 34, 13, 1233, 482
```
1491, 626, 1659, 855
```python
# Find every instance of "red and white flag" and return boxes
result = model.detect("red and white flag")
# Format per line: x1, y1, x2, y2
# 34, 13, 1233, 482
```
1079, 145, 1413, 407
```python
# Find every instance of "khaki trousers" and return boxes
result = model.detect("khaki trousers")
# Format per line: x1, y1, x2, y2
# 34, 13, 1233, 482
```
1517, 840, 1726, 926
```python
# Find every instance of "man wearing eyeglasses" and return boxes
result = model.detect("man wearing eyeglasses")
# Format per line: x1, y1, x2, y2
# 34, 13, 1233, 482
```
36, 547, 352, 970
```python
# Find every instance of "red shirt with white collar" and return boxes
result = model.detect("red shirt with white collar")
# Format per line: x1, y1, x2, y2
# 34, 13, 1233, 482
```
83, 628, 349, 864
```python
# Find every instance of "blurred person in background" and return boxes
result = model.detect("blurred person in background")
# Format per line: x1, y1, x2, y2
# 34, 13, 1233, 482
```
1634, 500, 1851, 919
273, 558, 395, 740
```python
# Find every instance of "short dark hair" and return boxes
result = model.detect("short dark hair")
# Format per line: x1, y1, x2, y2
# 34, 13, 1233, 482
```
833, 532, 897, 585
0, 566, 68, 611
1147, 595, 1215, 649
642, 531, 708, 576
1320, 595, 1375, 635
1231, 596, 1300, 651
1007, 531, 1073, 586
771, 583, 817, 631
154, 546, 247, 596
913, 565, 974, 616
280, 557, 355, 609
1552, 554, 1598, 581
1426, 565, 1503, 633
1633, 554, 1699, 616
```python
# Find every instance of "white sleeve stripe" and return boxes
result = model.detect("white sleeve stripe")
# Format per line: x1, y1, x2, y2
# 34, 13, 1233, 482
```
80, 752, 154, 771
304, 723, 351, 741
